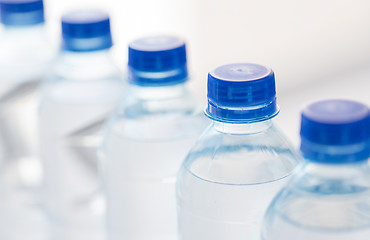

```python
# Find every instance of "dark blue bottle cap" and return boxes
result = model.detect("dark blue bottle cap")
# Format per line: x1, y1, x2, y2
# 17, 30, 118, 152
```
205, 63, 279, 123
128, 35, 188, 86
0, 0, 44, 26
300, 99, 370, 163
61, 10, 112, 52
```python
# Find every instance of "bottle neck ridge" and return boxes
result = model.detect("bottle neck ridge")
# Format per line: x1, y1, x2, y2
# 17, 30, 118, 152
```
213, 119, 273, 134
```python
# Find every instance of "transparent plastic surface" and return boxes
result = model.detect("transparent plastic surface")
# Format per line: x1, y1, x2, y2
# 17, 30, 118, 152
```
100, 83, 208, 240
177, 121, 300, 240
39, 49, 124, 240
261, 160, 370, 240
0, 24, 55, 240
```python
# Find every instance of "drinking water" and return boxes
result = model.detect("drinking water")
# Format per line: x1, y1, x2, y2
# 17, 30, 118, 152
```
100, 36, 208, 240
39, 10, 124, 240
261, 99, 370, 240
177, 63, 301, 240
0, 0, 54, 239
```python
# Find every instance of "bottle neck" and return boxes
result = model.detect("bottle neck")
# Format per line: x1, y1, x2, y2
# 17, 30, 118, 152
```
53, 48, 119, 81
301, 138, 370, 164
302, 160, 370, 181
128, 82, 188, 100
213, 119, 273, 134
59, 49, 112, 64
2, 22, 45, 33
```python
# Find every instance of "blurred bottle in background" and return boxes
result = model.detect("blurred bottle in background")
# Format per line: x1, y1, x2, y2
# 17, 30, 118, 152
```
39, 10, 124, 240
261, 99, 370, 240
0, 0, 54, 239
177, 63, 301, 240
100, 35, 208, 240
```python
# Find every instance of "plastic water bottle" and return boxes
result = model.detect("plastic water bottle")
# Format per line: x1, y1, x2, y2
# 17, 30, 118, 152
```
261, 99, 370, 240
39, 10, 124, 240
176, 63, 301, 240
100, 36, 208, 240
0, 0, 54, 239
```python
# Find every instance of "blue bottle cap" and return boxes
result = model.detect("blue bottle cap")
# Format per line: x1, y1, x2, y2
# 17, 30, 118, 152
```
205, 63, 279, 123
0, 0, 44, 26
128, 35, 188, 86
61, 10, 112, 52
300, 99, 370, 163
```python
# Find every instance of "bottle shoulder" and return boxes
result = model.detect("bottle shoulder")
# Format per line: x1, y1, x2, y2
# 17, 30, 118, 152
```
51, 52, 122, 81
0, 26, 56, 81
105, 88, 209, 141
264, 162, 370, 229
181, 122, 301, 185
272, 161, 370, 197
40, 73, 124, 106
0, 25, 54, 56
41, 51, 125, 103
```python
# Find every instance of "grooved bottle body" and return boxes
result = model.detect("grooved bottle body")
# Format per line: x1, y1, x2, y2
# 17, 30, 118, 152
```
261, 161, 370, 240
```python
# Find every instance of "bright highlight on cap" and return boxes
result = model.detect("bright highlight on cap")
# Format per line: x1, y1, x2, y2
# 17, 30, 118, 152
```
209, 63, 271, 82
129, 35, 185, 52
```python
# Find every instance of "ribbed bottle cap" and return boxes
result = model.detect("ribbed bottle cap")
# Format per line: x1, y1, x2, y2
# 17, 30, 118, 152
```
0, 0, 44, 26
128, 35, 188, 86
61, 10, 112, 52
300, 99, 370, 163
205, 63, 279, 123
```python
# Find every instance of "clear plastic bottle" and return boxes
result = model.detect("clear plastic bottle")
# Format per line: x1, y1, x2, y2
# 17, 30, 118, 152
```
0, 1, 54, 239
39, 10, 124, 240
100, 36, 208, 240
176, 63, 301, 240
261, 99, 370, 240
